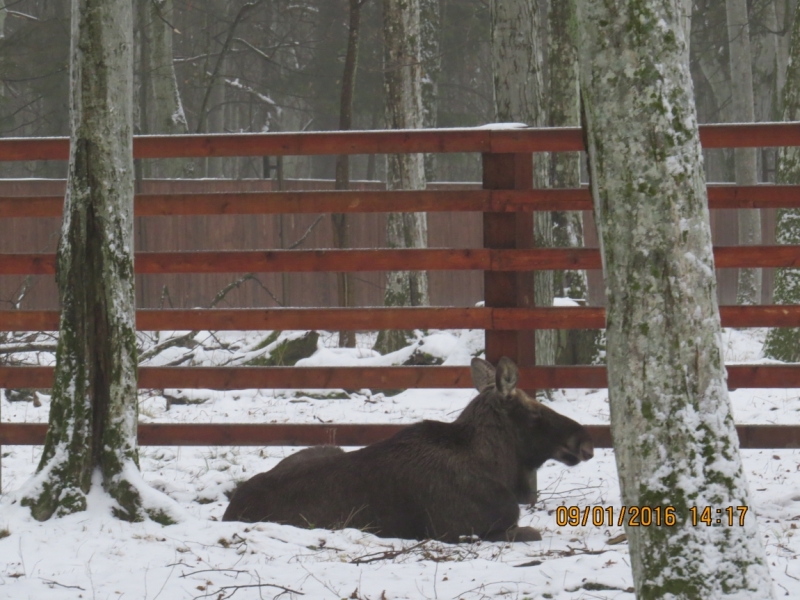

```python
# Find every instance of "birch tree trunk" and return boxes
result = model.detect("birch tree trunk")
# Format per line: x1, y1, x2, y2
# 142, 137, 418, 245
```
20, 0, 171, 523
145, 0, 190, 178
727, 0, 762, 305
377, 0, 429, 355
574, 1, 775, 597
491, 0, 554, 369
764, 5, 800, 362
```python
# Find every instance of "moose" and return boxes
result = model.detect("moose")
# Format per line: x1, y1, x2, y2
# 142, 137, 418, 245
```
223, 356, 594, 542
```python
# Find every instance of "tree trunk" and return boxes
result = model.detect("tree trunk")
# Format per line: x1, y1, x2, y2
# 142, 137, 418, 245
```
491, 0, 554, 371
548, 0, 584, 301
420, 0, 440, 181
377, 0, 429, 355
546, 0, 598, 366
203, 2, 227, 178
145, 0, 191, 178
37, 1, 71, 180
334, 0, 363, 349
690, 0, 738, 305
21, 0, 171, 523
575, 1, 774, 597
764, 5, 800, 362
726, 0, 762, 305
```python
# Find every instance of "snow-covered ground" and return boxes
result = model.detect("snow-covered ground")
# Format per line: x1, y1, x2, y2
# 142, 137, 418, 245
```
1, 326, 799, 599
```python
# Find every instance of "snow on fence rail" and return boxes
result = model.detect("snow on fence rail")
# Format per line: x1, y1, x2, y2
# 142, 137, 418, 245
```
2, 123, 800, 450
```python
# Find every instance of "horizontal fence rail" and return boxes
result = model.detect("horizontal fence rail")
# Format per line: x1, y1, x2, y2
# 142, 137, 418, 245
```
2, 365, 800, 390
2, 123, 800, 161
2, 306, 800, 332
1, 423, 798, 449
2, 246, 800, 275
3, 185, 800, 218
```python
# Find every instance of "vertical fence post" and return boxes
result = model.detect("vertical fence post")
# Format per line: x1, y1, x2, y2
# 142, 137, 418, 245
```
482, 151, 537, 503
482, 152, 535, 367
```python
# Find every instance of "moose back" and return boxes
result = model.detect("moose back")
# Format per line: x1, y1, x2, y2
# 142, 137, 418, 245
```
223, 357, 594, 542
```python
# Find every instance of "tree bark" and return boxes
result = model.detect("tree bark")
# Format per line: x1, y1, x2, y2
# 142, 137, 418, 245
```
764, 4, 800, 362
202, 1, 228, 178
690, 0, 738, 304
377, 0, 430, 355
420, 0, 440, 181
144, 0, 191, 178
547, 0, 598, 366
21, 0, 171, 523
491, 0, 554, 370
726, 0, 762, 305
574, 1, 774, 597
334, 0, 363, 349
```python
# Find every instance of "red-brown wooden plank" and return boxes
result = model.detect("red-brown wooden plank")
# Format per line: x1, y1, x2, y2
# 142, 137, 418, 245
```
2, 123, 800, 162
3, 305, 800, 333
130, 250, 492, 274
712, 246, 800, 268
0, 249, 596, 275
0, 189, 593, 219
3, 186, 800, 219
718, 306, 800, 327
0, 137, 69, 161
132, 308, 492, 331
706, 185, 800, 209
0, 311, 60, 331
3, 365, 800, 390
0, 195, 64, 218
0, 365, 602, 390
3, 246, 800, 275
2, 422, 799, 449
699, 122, 800, 149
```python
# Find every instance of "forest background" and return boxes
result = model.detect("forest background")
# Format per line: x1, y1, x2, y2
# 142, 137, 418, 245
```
0, 0, 792, 324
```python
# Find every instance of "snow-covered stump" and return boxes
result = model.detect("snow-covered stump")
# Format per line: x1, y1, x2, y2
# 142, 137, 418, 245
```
20, 0, 171, 523
574, 1, 774, 598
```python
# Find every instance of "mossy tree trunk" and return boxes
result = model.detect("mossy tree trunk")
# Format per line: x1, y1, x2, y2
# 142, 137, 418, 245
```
764, 6, 800, 362
491, 0, 554, 370
377, 0, 430, 355
574, 0, 774, 597
21, 0, 149, 522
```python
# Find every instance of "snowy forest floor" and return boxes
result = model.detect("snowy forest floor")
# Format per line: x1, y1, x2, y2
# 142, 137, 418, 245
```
1, 325, 799, 599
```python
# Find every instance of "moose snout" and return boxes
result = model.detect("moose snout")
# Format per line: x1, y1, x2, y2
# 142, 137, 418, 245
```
553, 434, 595, 466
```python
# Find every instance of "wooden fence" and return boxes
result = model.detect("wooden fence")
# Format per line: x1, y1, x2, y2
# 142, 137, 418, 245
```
2, 123, 800, 450
0, 178, 488, 310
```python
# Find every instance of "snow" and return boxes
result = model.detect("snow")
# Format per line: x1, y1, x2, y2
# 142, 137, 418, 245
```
1, 325, 800, 598
475, 122, 530, 130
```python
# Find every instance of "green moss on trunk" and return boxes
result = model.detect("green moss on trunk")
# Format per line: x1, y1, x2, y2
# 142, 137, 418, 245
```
21, 0, 148, 523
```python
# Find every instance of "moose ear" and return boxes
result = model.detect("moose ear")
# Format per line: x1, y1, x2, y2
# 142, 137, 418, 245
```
495, 357, 519, 395
470, 357, 496, 391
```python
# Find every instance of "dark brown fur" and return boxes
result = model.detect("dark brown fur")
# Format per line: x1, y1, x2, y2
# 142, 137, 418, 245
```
222, 357, 593, 542
269, 445, 345, 474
